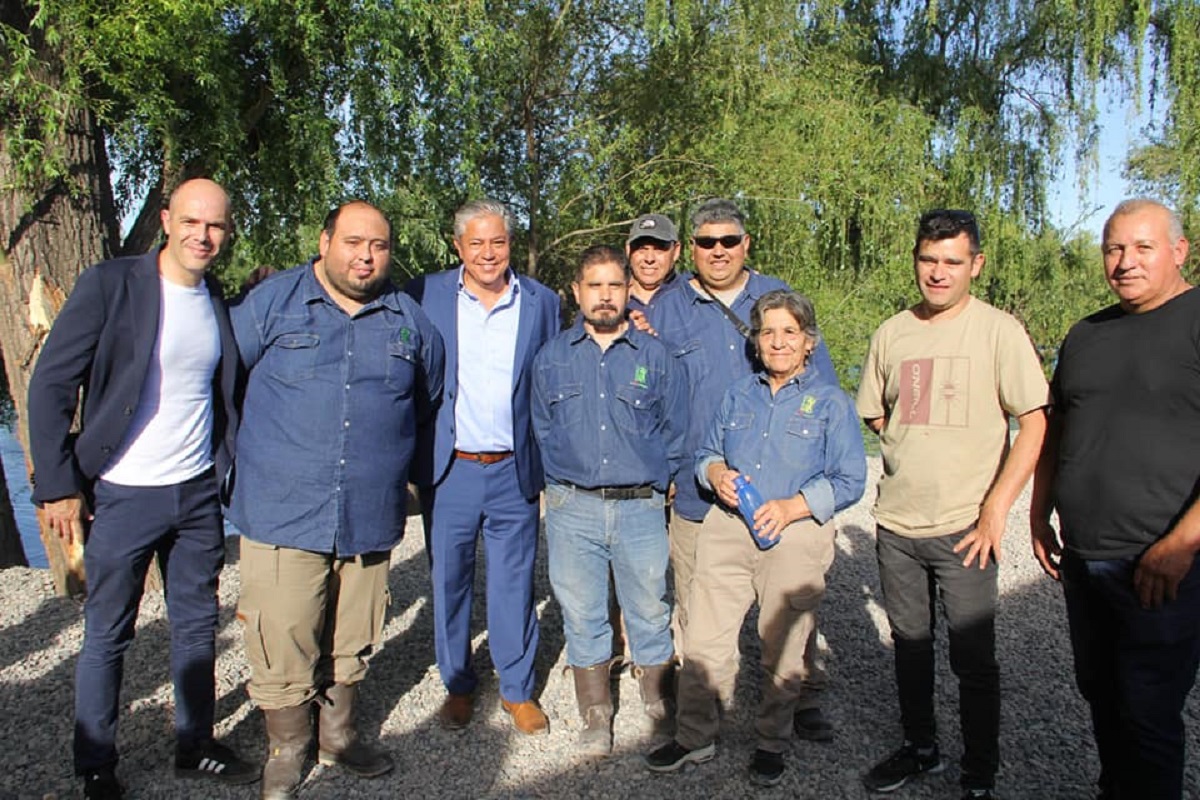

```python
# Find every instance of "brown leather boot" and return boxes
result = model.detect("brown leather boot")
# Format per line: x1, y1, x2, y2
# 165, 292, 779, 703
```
261, 704, 311, 800
316, 683, 394, 778
571, 664, 613, 757
633, 661, 675, 722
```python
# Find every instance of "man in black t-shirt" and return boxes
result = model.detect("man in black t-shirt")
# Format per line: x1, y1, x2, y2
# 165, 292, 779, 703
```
1031, 198, 1200, 800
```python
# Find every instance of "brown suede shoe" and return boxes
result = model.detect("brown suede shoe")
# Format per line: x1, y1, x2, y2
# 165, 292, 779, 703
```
501, 698, 549, 736
438, 693, 473, 730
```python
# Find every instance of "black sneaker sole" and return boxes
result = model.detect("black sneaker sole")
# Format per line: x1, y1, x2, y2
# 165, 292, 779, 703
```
645, 743, 716, 773
863, 761, 945, 793
174, 766, 262, 785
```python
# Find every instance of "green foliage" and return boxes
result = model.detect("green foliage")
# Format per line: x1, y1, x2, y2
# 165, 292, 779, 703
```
4, 0, 1198, 388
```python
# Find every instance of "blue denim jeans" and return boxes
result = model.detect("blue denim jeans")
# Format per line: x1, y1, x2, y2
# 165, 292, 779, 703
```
876, 525, 999, 791
1062, 553, 1200, 800
545, 483, 673, 668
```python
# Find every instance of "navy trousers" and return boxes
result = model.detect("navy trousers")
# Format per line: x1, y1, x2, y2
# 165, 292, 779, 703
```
1062, 553, 1200, 800
74, 471, 225, 773
423, 456, 540, 702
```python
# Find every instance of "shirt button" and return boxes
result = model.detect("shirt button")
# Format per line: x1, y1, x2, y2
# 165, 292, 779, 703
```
729, 344, 735, 350
335, 486, 341, 492
345, 384, 350, 391
600, 425, 606, 431
344, 420, 350, 428
600, 393, 605, 399
347, 350, 353, 357
602, 458, 608, 464
339, 459, 345, 466
763, 432, 768, 438
756, 463, 761, 470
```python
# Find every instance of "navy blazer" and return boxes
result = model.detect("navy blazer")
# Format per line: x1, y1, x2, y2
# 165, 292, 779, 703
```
28, 250, 240, 504
405, 269, 561, 500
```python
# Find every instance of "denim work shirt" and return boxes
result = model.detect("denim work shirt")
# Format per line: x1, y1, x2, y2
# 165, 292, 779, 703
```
532, 322, 689, 492
228, 261, 445, 555
648, 270, 839, 521
695, 362, 865, 524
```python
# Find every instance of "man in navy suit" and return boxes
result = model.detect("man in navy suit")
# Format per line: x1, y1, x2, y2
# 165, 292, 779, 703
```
28, 178, 257, 799
406, 198, 561, 735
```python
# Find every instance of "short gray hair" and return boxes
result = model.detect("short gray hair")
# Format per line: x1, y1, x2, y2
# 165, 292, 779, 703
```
750, 289, 820, 344
1104, 198, 1184, 243
453, 198, 514, 239
691, 198, 746, 234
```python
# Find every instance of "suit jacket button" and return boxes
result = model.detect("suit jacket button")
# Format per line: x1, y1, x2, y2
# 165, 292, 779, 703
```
123, 406, 133, 415
101, 446, 113, 454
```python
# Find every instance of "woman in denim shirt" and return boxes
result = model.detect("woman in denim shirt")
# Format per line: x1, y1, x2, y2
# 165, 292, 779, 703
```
646, 289, 866, 786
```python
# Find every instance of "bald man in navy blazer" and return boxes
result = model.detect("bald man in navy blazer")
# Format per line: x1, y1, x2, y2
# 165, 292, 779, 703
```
28, 179, 257, 799
406, 198, 561, 735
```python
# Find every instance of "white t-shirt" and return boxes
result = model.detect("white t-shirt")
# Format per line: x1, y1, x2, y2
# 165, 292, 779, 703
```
101, 277, 220, 486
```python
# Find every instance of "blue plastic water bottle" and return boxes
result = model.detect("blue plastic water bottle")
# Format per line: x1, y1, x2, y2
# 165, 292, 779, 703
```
732, 475, 776, 550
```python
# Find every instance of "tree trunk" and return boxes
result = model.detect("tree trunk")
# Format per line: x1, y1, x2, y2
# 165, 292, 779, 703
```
0, 6, 121, 594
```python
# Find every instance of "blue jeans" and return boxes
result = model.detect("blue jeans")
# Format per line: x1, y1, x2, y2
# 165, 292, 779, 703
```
876, 525, 999, 791
545, 483, 673, 668
75, 472, 225, 773
1062, 553, 1200, 800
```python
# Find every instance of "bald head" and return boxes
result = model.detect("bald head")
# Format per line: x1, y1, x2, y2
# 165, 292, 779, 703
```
159, 178, 231, 286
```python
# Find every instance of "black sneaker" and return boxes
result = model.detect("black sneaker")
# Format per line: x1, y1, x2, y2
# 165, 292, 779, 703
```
962, 790, 997, 800
793, 707, 835, 742
863, 741, 945, 792
175, 739, 261, 785
645, 740, 716, 773
82, 769, 123, 800
749, 749, 785, 787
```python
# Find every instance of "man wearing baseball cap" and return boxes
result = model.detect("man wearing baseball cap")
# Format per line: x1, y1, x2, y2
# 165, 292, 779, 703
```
626, 213, 682, 315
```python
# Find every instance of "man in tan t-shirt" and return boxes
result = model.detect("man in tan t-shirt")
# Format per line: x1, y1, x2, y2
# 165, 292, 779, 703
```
856, 210, 1049, 800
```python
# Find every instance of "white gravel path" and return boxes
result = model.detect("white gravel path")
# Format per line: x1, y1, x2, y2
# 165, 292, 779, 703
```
2, 458, 1197, 799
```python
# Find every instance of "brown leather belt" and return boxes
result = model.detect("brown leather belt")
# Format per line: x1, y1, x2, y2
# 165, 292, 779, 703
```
454, 449, 514, 465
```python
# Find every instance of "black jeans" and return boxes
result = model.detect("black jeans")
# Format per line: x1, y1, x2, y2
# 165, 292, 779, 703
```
876, 525, 999, 790
1062, 553, 1200, 800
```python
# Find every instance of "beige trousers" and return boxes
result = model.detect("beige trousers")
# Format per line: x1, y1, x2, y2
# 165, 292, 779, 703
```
238, 538, 391, 709
668, 513, 704, 657
675, 506, 834, 753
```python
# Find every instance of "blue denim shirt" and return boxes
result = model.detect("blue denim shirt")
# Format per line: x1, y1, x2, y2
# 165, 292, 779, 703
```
532, 321, 689, 491
625, 270, 681, 317
696, 363, 866, 524
228, 262, 445, 555
648, 271, 839, 521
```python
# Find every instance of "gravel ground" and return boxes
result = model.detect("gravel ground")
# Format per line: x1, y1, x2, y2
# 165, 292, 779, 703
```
2, 457, 1198, 800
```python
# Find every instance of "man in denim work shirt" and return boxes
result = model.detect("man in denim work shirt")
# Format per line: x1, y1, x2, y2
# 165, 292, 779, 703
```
230, 201, 444, 799
532, 245, 689, 756
646, 198, 839, 739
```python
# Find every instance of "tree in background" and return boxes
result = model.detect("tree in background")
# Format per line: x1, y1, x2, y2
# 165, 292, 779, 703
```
3, 0, 1198, 593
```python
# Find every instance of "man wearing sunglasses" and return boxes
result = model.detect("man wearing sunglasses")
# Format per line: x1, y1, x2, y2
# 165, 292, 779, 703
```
644, 198, 840, 742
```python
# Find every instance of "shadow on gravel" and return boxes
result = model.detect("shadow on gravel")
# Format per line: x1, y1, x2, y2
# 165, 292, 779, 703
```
6, 520, 1200, 800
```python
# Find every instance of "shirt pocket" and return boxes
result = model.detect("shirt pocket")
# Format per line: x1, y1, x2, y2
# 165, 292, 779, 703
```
386, 340, 418, 397
671, 338, 707, 382
614, 383, 661, 435
783, 415, 826, 469
547, 382, 584, 427
268, 332, 320, 384
720, 411, 756, 454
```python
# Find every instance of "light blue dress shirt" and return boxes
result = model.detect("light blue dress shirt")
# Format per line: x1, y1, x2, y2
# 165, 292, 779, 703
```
454, 267, 521, 451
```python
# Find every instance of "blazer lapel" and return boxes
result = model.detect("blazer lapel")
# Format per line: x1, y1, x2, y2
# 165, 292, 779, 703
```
128, 252, 162, 383
512, 275, 536, 392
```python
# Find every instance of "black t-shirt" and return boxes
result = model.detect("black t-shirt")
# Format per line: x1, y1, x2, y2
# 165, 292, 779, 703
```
1052, 287, 1200, 559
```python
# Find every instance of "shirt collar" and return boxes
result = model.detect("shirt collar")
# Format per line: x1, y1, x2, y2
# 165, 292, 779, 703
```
300, 257, 403, 313
457, 265, 520, 303
754, 360, 820, 394
567, 318, 639, 349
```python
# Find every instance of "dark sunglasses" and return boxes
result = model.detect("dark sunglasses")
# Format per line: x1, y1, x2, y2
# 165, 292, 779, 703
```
692, 234, 745, 249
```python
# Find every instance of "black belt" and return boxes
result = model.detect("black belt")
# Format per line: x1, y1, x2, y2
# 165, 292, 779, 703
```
567, 483, 656, 501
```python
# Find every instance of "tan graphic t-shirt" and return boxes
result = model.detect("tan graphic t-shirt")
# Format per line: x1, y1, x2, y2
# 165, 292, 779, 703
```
856, 297, 1050, 538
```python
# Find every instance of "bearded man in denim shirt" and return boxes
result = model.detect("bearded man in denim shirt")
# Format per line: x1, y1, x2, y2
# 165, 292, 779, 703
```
229, 201, 444, 800
532, 245, 689, 757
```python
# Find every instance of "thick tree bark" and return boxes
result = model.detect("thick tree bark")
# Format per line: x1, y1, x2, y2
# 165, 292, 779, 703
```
0, 7, 121, 593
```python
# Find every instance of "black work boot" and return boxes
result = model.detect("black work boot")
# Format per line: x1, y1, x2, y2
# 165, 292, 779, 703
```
261, 704, 312, 800
316, 683, 394, 777
632, 661, 675, 722
571, 664, 614, 757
